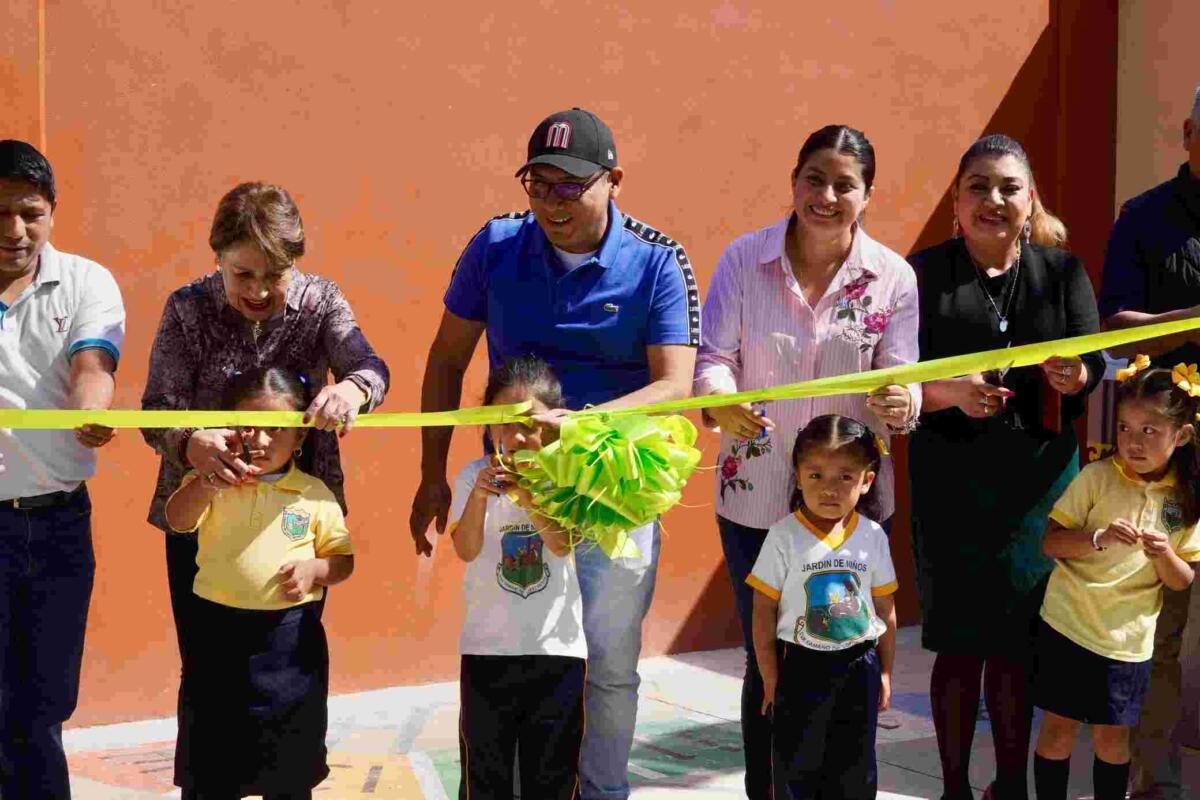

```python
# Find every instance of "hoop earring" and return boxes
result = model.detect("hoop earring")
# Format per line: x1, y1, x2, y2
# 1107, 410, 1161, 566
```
952, 217, 960, 238
293, 446, 304, 457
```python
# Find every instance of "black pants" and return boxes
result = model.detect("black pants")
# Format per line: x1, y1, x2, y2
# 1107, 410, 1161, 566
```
166, 533, 200, 789
0, 488, 94, 800
459, 654, 585, 800
773, 641, 880, 800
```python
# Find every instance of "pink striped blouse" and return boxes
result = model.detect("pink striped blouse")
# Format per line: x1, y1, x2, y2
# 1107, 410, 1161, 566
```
693, 217, 921, 529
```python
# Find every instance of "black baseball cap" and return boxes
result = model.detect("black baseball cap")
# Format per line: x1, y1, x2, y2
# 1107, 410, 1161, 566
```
515, 108, 617, 178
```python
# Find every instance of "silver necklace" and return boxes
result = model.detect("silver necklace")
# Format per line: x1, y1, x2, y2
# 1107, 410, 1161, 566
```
968, 248, 1020, 333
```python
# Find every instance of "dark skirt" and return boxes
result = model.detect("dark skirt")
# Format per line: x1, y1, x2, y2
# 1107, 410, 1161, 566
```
1034, 620, 1151, 726
176, 596, 330, 794
909, 427, 1078, 656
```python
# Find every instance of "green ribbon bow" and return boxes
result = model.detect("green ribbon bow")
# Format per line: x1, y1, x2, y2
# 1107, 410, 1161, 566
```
512, 413, 702, 559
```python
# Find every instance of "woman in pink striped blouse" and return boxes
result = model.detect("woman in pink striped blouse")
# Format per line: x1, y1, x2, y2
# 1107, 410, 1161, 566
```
692, 125, 920, 799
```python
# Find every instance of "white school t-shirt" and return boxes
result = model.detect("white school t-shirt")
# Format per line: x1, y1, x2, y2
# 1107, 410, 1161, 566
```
449, 458, 586, 659
748, 510, 898, 651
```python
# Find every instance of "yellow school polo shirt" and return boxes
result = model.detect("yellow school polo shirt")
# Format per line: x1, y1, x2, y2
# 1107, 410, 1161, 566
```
1043, 457, 1200, 662
172, 465, 353, 610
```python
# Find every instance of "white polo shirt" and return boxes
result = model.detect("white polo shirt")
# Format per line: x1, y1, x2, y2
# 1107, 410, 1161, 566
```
0, 242, 125, 500
748, 510, 898, 652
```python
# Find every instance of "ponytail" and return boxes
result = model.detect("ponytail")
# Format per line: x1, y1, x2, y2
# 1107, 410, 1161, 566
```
1029, 194, 1068, 248
1172, 435, 1200, 529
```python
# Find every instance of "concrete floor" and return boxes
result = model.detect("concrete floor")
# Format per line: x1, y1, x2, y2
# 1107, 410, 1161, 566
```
64, 625, 1199, 799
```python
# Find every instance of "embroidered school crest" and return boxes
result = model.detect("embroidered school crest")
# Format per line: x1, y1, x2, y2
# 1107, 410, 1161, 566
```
1160, 500, 1184, 534
281, 507, 311, 541
801, 571, 869, 644
496, 526, 550, 599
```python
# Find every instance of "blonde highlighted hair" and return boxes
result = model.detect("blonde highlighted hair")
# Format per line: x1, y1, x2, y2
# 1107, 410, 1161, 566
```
954, 134, 1067, 248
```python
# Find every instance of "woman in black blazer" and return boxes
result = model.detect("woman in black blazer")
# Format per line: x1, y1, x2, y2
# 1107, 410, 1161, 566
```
909, 135, 1103, 800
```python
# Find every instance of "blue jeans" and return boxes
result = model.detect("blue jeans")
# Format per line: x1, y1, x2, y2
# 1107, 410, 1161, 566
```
0, 488, 95, 799
574, 521, 660, 800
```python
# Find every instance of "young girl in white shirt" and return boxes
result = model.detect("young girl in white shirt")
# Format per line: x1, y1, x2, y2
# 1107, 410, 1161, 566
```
748, 414, 898, 800
448, 355, 584, 799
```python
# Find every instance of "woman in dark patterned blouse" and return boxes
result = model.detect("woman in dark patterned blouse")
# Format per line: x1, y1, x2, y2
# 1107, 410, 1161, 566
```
140, 182, 389, 786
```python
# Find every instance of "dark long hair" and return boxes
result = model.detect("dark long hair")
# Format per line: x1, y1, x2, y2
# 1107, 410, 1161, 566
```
484, 355, 563, 409
791, 125, 876, 191
952, 134, 1067, 247
221, 367, 311, 412
788, 414, 883, 514
1115, 367, 1200, 527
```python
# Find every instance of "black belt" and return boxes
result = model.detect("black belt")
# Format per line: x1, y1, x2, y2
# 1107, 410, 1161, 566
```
2, 484, 85, 510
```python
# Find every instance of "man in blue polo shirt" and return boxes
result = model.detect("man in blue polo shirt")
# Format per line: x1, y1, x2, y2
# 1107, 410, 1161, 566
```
1100, 84, 1200, 800
0, 140, 125, 797
410, 108, 698, 799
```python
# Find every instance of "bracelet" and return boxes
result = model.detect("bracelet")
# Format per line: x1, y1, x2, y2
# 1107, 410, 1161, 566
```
345, 375, 371, 408
886, 415, 919, 435
1091, 529, 1107, 551
177, 428, 199, 466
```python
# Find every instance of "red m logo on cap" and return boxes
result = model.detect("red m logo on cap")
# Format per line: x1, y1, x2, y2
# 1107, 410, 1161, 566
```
545, 122, 572, 149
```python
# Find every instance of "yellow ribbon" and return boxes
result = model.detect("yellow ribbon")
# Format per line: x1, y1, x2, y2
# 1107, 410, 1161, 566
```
1, 316, 1198, 429
0, 403, 534, 430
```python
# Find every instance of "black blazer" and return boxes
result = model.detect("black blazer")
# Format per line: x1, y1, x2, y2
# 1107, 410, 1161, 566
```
911, 237, 1103, 441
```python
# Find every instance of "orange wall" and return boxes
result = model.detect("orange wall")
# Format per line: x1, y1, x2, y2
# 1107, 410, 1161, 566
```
0, 1, 1118, 725
1115, 1, 1200, 207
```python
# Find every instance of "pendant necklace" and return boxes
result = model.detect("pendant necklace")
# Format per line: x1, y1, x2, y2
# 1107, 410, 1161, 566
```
968, 248, 1020, 334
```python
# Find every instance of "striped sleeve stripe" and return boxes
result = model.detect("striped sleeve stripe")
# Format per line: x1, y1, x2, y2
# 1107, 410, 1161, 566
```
745, 574, 781, 601
446, 210, 531, 289
623, 216, 700, 347
69, 338, 121, 365
871, 581, 899, 597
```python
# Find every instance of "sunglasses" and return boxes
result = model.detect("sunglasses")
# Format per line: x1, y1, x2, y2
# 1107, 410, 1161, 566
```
520, 170, 606, 201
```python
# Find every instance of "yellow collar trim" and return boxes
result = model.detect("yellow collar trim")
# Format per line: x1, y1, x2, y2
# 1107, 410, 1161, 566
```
267, 462, 307, 494
794, 509, 859, 550
1111, 456, 1177, 488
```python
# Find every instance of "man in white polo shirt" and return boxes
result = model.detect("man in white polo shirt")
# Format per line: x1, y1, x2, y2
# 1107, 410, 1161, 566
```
0, 139, 124, 798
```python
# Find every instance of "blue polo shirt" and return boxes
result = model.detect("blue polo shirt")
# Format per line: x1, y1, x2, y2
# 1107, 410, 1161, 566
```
444, 200, 700, 409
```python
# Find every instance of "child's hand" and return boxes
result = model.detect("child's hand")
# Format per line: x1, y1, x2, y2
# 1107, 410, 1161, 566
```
509, 483, 535, 509
760, 673, 777, 716
1099, 519, 1141, 548
879, 672, 892, 711
278, 560, 320, 601
472, 463, 513, 497
1141, 529, 1171, 559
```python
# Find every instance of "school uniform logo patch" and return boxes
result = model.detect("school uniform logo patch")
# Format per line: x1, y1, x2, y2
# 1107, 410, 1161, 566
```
801, 571, 869, 643
496, 527, 550, 598
281, 507, 311, 541
1160, 500, 1183, 534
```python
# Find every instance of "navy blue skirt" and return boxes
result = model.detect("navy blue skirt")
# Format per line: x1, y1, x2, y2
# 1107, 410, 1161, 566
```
1034, 620, 1151, 726
176, 596, 330, 794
